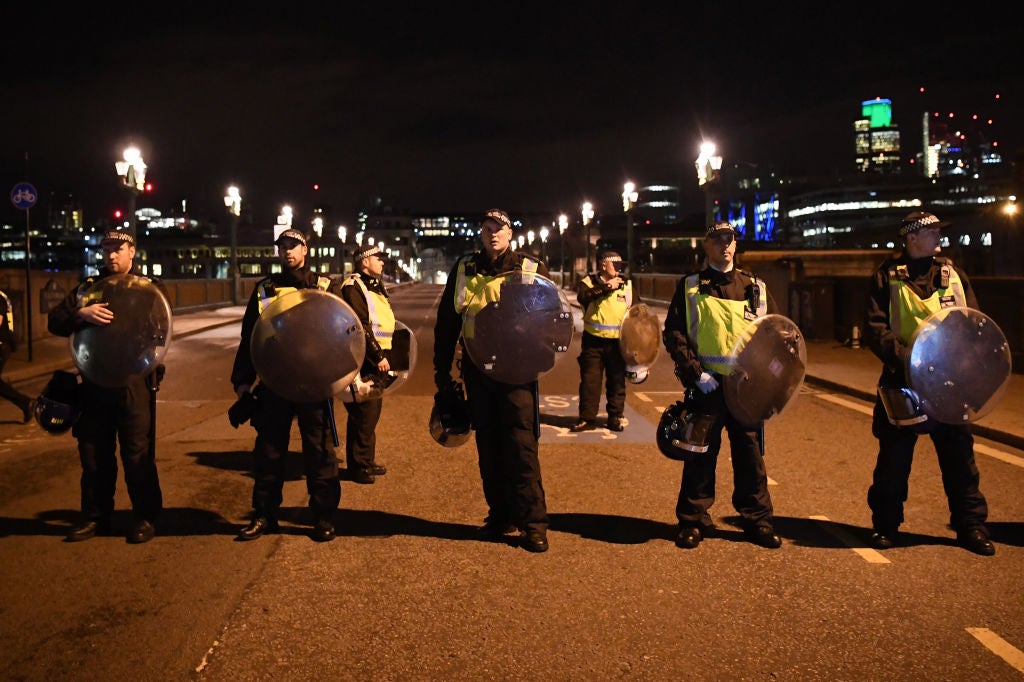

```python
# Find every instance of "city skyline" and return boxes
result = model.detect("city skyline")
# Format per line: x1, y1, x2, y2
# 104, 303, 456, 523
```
2, 3, 1020, 229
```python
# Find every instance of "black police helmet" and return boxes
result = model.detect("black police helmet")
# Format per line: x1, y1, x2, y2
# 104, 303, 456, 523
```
429, 384, 472, 448
34, 370, 81, 435
656, 400, 715, 461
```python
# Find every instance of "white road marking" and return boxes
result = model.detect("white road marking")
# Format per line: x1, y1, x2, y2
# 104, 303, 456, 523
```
966, 628, 1024, 673
810, 514, 891, 564
816, 393, 873, 416
974, 443, 1024, 468
815, 394, 1024, 468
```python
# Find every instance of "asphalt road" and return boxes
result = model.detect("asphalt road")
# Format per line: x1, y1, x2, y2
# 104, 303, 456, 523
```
1, 284, 1023, 681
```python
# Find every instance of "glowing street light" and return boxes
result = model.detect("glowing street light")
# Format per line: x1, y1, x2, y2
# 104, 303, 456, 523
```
539, 226, 549, 263
224, 185, 242, 304
695, 141, 723, 226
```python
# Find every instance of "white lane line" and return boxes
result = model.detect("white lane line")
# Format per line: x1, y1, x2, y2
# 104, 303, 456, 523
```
974, 443, 1024, 468
816, 395, 1024, 468
810, 514, 890, 564
966, 628, 1024, 673
816, 393, 873, 416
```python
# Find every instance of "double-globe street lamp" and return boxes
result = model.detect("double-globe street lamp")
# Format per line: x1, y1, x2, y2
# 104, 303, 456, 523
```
114, 146, 147, 233
581, 201, 595, 275
224, 186, 242, 304
622, 182, 638, 271
695, 141, 723, 228
557, 213, 568, 286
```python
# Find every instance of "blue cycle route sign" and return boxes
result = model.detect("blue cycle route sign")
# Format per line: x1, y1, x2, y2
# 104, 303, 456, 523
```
10, 182, 37, 209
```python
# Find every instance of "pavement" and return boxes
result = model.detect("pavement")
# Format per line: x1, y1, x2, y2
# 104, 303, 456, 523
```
6, 297, 1024, 451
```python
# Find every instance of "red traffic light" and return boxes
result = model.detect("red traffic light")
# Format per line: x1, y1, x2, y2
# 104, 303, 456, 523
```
144, 182, 154, 192
113, 209, 123, 219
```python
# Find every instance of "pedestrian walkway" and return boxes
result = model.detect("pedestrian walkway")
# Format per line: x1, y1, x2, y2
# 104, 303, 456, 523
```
6, 300, 1023, 450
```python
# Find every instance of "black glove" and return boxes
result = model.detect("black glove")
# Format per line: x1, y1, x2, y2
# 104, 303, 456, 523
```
434, 381, 465, 410
228, 392, 257, 428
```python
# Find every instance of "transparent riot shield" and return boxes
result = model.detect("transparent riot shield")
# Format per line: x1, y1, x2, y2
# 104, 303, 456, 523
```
250, 289, 365, 403
723, 314, 807, 428
906, 306, 1011, 424
339, 321, 417, 403
71, 273, 173, 388
462, 272, 574, 385
618, 303, 661, 384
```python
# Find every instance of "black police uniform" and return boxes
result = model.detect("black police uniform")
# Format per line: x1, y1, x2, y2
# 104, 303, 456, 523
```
864, 253, 989, 538
334, 271, 390, 480
231, 265, 340, 526
574, 272, 629, 426
433, 247, 549, 536
47, 265, 164, 531
662, 265, 777, 534
0, 289, 33, 421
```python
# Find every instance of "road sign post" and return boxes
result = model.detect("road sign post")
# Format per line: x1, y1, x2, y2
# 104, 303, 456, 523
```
10, 182, 37, 361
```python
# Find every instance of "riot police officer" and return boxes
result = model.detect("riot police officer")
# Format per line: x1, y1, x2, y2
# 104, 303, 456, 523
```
662, 221, 782, 550
571, 250, 632, 432
432, 208, 551, 553
864, 211, 995, 556
48, 226, 165, 544
333, 243, 392, 484
232, 229, 341, 543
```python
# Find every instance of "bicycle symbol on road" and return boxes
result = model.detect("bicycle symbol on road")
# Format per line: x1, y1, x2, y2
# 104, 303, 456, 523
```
10, 182, 38, 209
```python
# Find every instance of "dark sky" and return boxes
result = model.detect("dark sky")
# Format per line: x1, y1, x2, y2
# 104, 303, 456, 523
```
2, 2, 1020, 230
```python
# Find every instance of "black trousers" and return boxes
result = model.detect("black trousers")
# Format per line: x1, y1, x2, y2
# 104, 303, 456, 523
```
867, 399, 988, 533
0, 344, 31, 413
675, 390, 773, 529
249, 387, 340, 521
576, 332, 626, 422
342, 397, 383, 471
73, 377, 162, 522
464, 360, 548, 532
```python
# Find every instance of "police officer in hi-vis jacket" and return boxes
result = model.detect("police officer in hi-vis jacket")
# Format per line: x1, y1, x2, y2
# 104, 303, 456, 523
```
232, 228, 341, 543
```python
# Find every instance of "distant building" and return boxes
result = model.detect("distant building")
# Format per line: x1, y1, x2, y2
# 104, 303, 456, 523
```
854, 98, 902, 175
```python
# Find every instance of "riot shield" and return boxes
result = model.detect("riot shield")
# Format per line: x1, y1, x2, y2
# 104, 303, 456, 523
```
71, 273, 173, 388
339, 321, 417, 403
723, 314, 807, 428
462, 272, 573, 385
906, 306, 1011, 424
619, 303, 661, 383
250, 289, 365, 403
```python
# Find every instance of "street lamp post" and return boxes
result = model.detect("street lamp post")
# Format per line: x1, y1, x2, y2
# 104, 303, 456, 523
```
695, 141, 723, 227
312, 212, 324, 273
539, 227, 549, 263
622, 182, 638, 271
225, 186, 242, 303
557, 214, 568, 287
582, 201, 594, 275
338, 225, 348, 274
114, 146, 147, 234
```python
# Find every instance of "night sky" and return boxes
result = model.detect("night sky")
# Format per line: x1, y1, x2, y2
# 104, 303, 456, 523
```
2, 2, 1020, 230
